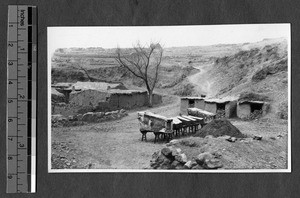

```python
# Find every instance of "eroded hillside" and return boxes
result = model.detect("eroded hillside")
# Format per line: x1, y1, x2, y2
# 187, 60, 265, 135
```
51, 38, 288, 118
204, 38, 288, 117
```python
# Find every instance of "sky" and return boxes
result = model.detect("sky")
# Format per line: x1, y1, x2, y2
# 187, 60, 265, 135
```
48, 24, 290, 56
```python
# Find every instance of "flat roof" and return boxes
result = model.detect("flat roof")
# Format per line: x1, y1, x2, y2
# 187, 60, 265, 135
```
238, 100, 265, 104
204, 96, 239, 103
108, 89, 147, 94
181, 97, 204, 100
73, 81, 124, 91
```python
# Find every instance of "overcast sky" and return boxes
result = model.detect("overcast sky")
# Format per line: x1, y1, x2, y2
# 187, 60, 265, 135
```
48, 24, 290, 56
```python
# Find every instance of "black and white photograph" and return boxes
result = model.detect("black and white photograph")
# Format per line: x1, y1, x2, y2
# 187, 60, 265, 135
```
48, 24, 290, 172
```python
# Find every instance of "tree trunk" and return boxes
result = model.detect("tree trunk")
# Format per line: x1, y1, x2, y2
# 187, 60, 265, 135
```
148, 90, 153, 107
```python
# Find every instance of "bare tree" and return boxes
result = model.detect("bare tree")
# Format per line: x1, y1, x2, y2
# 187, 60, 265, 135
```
115, 42, 163, 107
75, 59, 94, 82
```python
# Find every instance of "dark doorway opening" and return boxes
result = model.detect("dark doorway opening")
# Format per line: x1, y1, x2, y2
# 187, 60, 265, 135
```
250, 103, 263, 113
188, 99, 195, 108
216, 103, 226, 110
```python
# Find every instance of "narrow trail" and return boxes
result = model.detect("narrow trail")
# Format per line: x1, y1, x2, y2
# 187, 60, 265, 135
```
187, 62, 214, 96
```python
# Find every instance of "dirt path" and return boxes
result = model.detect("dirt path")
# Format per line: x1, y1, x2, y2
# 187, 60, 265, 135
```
187, 62, 214, 96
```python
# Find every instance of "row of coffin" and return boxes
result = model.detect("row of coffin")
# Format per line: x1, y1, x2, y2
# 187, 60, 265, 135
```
137, 108, 216, 143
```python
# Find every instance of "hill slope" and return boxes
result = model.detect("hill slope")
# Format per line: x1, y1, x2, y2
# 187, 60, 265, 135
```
51, 38, 289, 118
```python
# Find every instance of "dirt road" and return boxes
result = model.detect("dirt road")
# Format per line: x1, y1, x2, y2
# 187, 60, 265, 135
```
187, 62, 213, 96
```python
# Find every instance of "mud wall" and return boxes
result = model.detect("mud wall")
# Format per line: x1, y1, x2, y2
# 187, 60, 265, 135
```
180, 99, 189, 114
225, 101, 237, 118
195, 100, 205, 110
180, 99, 205, 115
153, 94, 162, 105
237, 103, 251, 118
262, 103, 270, 116
111, 92, 161, 110
68, 89, 162, 112
69, 90, 110, 107
204, 102, 217, 114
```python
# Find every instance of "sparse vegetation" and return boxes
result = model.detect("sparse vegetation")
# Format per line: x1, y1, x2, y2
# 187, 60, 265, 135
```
51, 38, 289, 170
115, 42, 163, 107
239, 92, 270, 102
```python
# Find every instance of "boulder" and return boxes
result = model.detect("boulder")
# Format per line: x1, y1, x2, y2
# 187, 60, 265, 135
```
196, 152, 213, 166
190, 161, 198, 168
105, 112, 112, 116
56, 102, 66, 107
120, 109, 126, 114
161, 147, 172, 158
184, 161, 193, 169
171, 160, 181, 169
68, 115, 77, 121
191, 165, 204, 170
220, 135, 231, 140
175, 153, 188, 163
76, 114, 83, 121
203, 158, 223, 169
150, 151, 172, 169
52, 114, 67, 123
160, 158, 172, 169
111, 110, 119, 115
82, 112, 96, 122
171, 148, 182, 157
175, 164, 184, 170
226, 136, 237, 142
253, 135, 262, 140
95, 112, 104, 118
166, 139, 179, 146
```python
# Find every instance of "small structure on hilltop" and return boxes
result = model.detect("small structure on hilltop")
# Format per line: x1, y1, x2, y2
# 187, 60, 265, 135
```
236, 100, 269, 119
180, 97, 205, 114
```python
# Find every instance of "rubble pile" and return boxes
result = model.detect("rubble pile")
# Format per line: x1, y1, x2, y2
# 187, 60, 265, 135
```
150, 146, 223, 170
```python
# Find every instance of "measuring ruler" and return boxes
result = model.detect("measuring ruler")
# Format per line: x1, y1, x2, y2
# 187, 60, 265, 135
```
7, 5, 37, 193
